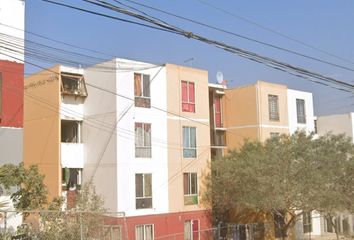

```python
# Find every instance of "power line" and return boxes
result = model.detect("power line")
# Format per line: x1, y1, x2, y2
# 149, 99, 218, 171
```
196, 0, 354, 65
114, 0, 354, 73
42, 0, 354, 93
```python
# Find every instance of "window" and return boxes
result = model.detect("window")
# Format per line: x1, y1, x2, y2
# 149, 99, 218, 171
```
135, 123, 151, 158
268, 95, 279, 121
61, 120, 82, 143
184, 220, 199, 240
211, 130, 226, 146
270, 132, 280, 138
102, 225, 122, 240
62, 168, 82, 190
135, 174, 152, 209
134, 73, 150, 108
296, 99, 306, 124
183, 127, 196, 158
61, 72, 87, 96
303, 211, 312, 233
135, 224, 154, 240
182, 81, 195, 113
183, 172, 198, 205
214, 97, 222, 127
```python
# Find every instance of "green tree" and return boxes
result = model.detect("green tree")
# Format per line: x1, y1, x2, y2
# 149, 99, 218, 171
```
202, 132, 354, 239
0, 163, 48, 214
24, 181, 107, 240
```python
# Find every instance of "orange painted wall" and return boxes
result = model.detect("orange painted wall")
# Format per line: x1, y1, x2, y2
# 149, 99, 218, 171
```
24, 66, 61, 201
165, 64, 210, 213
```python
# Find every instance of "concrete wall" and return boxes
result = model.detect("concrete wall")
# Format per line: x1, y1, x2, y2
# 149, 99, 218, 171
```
83, 60, 118, 212
287, 89, 315, 134
24, 66, 61, 201
0, 128, 22, 165
317, 113, 354, 140
0, 0, 25, 62
165, 64, 210, 213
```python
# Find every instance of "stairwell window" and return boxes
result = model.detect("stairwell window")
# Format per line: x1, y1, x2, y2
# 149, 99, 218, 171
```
296, 99, 306, 124
135, 123, 151, 158
135, 73, 150, 108
181, 81, 195, 113
183, 172, 198, 205
135, 224, 154, 240
135, 173, 152, 209
183, 127, 196, 158
268, 94, 279, 121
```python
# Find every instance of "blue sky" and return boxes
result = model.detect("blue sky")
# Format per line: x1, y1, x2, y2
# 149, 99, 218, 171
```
25, 0, 354, 115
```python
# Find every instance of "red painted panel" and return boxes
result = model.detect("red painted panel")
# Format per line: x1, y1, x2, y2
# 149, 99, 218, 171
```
104, 210, 212, 240
0, 60, 24, 128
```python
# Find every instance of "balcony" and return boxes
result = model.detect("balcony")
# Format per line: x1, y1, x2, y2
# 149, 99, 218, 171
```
61, 143, 84, 168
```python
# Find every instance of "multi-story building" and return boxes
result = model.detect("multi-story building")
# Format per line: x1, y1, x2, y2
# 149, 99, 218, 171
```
0, 0, 25, 231
24, 59, 212, 239
300, 112, 354, 239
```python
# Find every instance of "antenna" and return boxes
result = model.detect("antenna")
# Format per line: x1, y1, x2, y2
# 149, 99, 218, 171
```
216, 71, 224, 84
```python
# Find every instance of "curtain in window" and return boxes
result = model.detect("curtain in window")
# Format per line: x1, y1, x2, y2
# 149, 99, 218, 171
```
183, 173, 189, 195
142, 75, 150, 97
184, 221, 192, 240
135, 123, 143, 147
144, 174, 152, 197
214, 97, 222, 127
191, 173, 197, 194
135, 226, 144, 240
188, 82, 195, 112
135, 174, 143, 198
190, 127, 196, 148
144, 124, 151, 148
183, 127, 190, 149
134, 73, 142, 97
145, 225, 153, 240
192, 220, 199, 240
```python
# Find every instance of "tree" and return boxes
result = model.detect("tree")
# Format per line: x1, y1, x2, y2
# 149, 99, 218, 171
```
0, 163, 48, 215
202, 132, 354, 239
23, 181, 107, 240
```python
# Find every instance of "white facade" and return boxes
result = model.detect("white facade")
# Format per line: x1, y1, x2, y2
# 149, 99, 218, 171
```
287, 89, 315, 134
0, 0, 25, 62
83, 59, 169, 216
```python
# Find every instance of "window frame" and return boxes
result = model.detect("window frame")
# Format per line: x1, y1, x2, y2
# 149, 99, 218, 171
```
102, 225, 122, 240
296, 98, 306, 124
268, 94, 280, 121
135, 173, 153, 209
214, 97, 223, 128
60, 72, 88, 97
135, 224, 154, 240
134, 73, 151, 108
183, 172, 198, 205
183, 126, 197, 158
181, 80, 196, 113
303, 211, 312, 233
0, 72, 2, 121
135, 122, 152, 158
184, 219, 200, 240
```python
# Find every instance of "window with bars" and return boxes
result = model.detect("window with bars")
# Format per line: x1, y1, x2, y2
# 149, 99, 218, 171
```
296, 99, 306, 124
181, 81, 195, 113
135, 173, 152, 209
135, 224, 154, 240
134, 73, 151, 108
183, 127, 197, 158
268, 95, 279, 121
135, 123, 151, 158
303, 211, 312, 233
183, 172, 198, 205
102, 225, 122, 240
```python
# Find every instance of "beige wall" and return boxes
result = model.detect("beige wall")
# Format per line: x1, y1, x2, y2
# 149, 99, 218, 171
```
24, 66, 61, 201
165, 64, 210, 213
224, 81, 289, 150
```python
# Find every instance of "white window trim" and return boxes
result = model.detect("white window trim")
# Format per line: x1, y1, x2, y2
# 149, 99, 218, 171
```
135, 224, 154, 240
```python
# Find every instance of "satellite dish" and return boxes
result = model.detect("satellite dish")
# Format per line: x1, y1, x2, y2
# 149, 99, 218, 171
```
216, 71, 224, 84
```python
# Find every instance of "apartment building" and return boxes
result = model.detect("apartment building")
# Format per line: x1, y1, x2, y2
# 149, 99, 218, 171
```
300, 112, 354, 239
24, 59, 212, 240
0, 0, 25, 230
